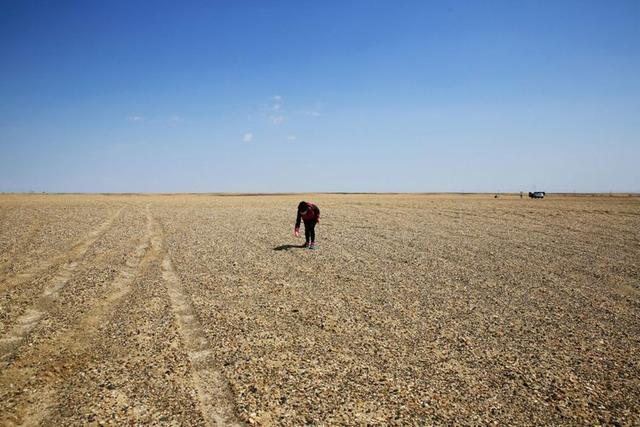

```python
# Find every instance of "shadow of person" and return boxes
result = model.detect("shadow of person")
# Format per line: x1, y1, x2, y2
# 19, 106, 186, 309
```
273, 244, 306, 251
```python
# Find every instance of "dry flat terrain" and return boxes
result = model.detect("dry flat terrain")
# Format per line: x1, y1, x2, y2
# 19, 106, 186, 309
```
0, 194, 638, 426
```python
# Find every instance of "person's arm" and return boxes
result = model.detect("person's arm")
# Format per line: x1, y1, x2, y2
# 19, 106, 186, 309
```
294, 211, 302, 236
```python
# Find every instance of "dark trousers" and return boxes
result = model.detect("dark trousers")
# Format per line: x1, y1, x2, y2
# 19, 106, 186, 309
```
303, 219, 317, 243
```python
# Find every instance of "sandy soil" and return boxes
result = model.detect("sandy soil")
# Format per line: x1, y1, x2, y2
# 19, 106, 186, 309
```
0, 193, 638, 425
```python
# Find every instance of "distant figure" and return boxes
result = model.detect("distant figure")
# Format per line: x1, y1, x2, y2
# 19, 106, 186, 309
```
294, 201, 320, 250
520, 192, 523, 199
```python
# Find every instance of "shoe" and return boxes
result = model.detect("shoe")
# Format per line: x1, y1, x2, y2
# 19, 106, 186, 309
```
302, 242, 309, 248
309, 242, 316, 250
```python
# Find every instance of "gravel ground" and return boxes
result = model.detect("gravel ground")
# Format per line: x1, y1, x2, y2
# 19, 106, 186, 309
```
0, 193, 638, 425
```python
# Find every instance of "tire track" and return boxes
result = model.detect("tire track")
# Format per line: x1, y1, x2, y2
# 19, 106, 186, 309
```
0, 207, 125, 362
0, 206, 125, 294
0, 207, 159, 425
0, 261, 80, 361
157, 219, 245, 427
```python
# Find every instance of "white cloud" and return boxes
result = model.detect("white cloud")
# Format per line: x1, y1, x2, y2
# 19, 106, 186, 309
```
248, 96, 321, 135
128, 115, 189, 125
167, 115, 184, 126
256, 95, 298, 125
243, 132, 254, 143
271, 96, 284, 113
270, 115, 285, 125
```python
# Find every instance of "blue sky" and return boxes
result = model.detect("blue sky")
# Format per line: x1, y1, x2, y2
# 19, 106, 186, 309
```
1, 0, 638, 192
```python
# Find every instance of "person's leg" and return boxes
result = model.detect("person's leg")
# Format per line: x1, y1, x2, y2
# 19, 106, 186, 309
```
309, 220, 316, 244
304, 220, 311, 245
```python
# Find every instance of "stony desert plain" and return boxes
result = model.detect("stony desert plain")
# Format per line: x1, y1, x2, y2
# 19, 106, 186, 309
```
0, 193, 638, 426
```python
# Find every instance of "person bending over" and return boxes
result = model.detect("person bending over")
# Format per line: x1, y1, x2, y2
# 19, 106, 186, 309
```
294, 201, 320, 249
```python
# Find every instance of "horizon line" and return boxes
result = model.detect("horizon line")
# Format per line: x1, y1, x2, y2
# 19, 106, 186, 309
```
2, 192, 639, 197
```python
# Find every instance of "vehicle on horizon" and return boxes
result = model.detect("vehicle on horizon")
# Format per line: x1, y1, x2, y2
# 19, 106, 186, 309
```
529, 191, 546, 199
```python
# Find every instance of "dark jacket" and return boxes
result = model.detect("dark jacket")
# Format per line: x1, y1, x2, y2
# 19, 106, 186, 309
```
295, 202, 320, 229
